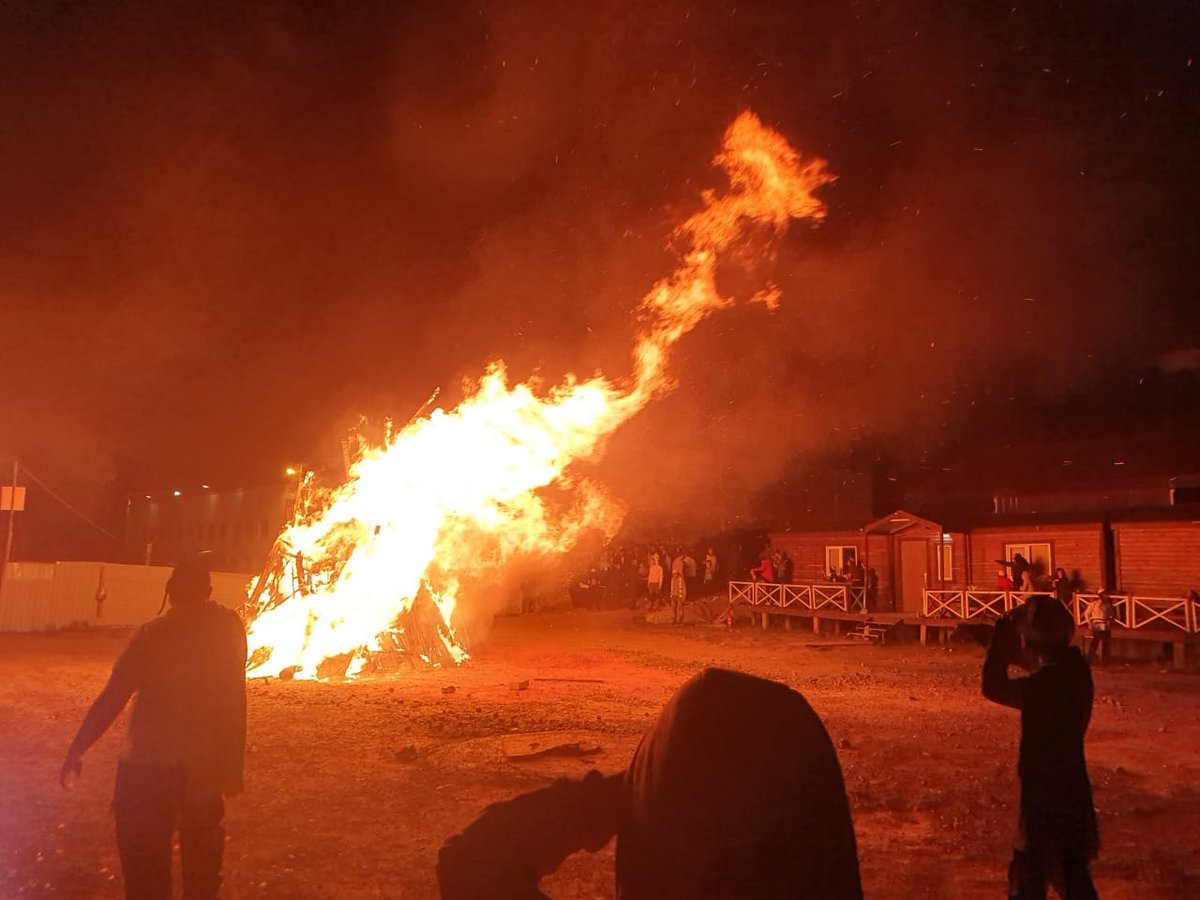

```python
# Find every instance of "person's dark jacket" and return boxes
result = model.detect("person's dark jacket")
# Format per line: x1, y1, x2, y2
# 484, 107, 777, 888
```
982, 621, 1097, 853
775, 555, 794, 585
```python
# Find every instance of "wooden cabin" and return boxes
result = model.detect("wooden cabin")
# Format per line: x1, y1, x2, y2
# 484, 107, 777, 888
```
768, 509, 964, 614
770, 507, 1200, 605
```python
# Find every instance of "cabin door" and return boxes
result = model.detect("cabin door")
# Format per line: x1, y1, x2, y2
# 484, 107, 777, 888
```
898, 540, 928, 613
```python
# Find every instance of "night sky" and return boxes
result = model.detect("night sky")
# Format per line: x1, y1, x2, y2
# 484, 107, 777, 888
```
3, 1, 1198, 538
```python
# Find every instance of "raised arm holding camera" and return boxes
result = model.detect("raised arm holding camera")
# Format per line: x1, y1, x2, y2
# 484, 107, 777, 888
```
982, 596, 1099, 900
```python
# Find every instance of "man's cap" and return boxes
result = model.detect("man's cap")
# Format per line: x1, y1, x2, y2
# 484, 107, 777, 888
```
1024, 594, 1075, 647
166, 551, 214, 597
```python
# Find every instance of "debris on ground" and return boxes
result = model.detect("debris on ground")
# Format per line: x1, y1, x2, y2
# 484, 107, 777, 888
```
505, 742, 603, 762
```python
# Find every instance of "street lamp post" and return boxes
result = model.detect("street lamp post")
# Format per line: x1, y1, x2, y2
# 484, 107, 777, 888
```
3, 459, 17, 575
1, 459, 18, 605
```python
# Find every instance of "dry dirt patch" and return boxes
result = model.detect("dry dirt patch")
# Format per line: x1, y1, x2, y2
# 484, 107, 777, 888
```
1, 611, 1198, 898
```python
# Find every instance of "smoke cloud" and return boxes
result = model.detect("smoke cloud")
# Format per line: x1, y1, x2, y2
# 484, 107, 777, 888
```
1, 0, 1196, 540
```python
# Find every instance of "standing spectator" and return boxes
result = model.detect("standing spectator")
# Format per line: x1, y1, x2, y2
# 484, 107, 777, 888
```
776, 551, 794, 585
997, 569, 1014, 591
521, 577, 538, 614
703, 547, 718, 595
670, 553, 688, 624
751, 555, 775, 583
1020, 568, 1036, 592
1052, 568, 1074, 609
60, 556, 247, 900
647, 553, 665, 611
621, 550, 638, 609
982, 596, 1099, 899
682, 549, 699, 598
1085, 590, 1116, 666
865, 568, 879, 612
1010, 553, 1031, 592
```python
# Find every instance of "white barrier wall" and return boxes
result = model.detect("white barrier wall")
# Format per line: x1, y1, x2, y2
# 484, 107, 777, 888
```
0, 562, 253, 632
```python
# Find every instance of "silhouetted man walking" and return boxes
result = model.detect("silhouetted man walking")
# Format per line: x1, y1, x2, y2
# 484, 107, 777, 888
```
61, 556, 247, 900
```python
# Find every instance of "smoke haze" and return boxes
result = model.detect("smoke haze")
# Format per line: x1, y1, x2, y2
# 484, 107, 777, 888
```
2, 0, 1196, 533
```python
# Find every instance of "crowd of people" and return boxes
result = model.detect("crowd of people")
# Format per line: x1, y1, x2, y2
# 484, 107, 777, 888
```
568, 545, 888, 621
744, 550, 879, 614
996, 555, 1120, 667
569, 543, 723, 621
997, 554, 1082, 597
749, 550, 871, 587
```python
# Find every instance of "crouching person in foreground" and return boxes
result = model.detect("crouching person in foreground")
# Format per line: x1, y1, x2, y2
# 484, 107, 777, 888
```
983, 595, 1098, 900
60, 556, 247, 900
438, 667, 862, 899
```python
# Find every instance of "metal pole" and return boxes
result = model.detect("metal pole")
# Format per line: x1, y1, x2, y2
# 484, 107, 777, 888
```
2, 458, 16, 597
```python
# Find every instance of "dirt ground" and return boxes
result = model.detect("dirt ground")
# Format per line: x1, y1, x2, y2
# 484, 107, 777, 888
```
2, 611, 1199, 899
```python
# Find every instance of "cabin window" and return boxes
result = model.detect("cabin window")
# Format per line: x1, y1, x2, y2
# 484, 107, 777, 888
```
937, 535, 953, 581
1004, 542, 1052, 585
825, 546, 857, 578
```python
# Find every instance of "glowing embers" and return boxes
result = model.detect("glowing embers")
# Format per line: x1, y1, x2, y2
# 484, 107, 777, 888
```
244, 112, 834, 680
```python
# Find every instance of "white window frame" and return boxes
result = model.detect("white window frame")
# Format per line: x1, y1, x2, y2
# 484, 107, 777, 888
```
936, 535, 953, 581
1004, 542, 1052, 584
825, 546, 858, 577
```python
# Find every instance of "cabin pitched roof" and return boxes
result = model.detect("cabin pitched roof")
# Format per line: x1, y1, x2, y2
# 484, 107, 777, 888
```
862, 509, 943, 535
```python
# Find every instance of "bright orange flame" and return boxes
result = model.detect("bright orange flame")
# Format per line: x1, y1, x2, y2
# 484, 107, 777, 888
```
244, 112, 835, 679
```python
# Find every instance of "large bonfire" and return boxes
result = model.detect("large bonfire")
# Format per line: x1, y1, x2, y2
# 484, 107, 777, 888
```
244, 112, 835, 679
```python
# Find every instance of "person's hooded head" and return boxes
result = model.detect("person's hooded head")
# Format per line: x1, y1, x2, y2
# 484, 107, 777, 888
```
617, 668, 862, 899
1020, 594, 1075, 654
164, 553, 214, 609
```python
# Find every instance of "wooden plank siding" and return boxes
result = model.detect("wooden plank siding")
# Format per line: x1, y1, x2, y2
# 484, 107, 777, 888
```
864, 533, 894, 610
1113, 521, 1200, 596
967, 524, 1105, 591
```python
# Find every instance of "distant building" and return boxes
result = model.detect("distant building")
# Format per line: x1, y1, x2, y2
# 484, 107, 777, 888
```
124, 482, 294, 574
762, 427, 1200, 614
902, 430, 1200, 522
765, 505, 1200, 616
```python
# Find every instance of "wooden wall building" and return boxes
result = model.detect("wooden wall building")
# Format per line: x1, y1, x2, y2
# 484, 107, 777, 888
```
767, 508, 1200, 613
963, 521, 1106, 592
1112, 516, 1200, 597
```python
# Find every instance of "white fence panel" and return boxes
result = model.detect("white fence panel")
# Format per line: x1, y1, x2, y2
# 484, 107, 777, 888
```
102, 565, 173, 626
52, 562, 104, 628
0, 562, 57, 631
1, 562, 255, 631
